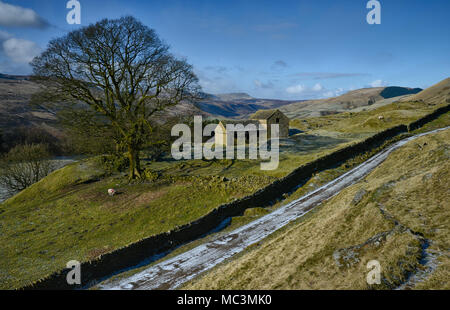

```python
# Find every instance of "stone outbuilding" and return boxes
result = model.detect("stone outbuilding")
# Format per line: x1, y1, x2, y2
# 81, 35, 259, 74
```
249, 109, 290, 138
214, 109, 290, 146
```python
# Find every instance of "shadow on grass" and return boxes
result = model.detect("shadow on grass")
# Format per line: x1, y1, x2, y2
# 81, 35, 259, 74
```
280, 134, 348, 154
289, 128, 303, 136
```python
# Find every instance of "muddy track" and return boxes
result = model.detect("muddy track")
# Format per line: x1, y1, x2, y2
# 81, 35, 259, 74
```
99, 127, 449, 290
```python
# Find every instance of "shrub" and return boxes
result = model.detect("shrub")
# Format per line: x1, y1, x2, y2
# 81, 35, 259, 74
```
96, 154, 130, 174
0, 144, 55, 193
143, 168, 160, 182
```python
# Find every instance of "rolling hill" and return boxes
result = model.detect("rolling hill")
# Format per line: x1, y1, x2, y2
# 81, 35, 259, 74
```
3, 73, 447, 131
184, 126, 450, 290
399, 77, 450, 105
0, 74, 296, 128
0, 74, 56, 131
0, 74, 207, 131
280, 86, 423, 119
194, 92, 299, 119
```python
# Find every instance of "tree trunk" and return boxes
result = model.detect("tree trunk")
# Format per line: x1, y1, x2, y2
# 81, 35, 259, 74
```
128, 146, 141, 179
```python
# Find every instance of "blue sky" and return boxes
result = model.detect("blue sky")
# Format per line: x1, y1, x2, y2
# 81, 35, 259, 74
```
0, 0, 449, 100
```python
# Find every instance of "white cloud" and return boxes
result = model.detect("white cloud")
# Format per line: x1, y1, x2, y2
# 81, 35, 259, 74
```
369, 79, 388, 87
285, 83, 346, 99
312, 83, 323, 91
323, 88, 345, 98
0, 4, 44, 73
286, 84, 306, 94
286, 83, 324, 95
0, 1, 48, 28
2, 38, 41, 64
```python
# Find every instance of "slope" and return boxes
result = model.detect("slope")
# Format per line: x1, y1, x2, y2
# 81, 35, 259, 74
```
281, 86, 422, 119
400, 77, 450, 105
184, 126, 450, 290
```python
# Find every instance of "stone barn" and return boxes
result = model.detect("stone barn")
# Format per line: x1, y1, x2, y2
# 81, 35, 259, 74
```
215, 109, 290, 146
249, 109, 290, 138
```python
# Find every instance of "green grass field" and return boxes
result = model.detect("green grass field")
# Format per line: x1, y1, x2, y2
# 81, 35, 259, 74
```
0, 99, 447, 289
183, 125, 450, 290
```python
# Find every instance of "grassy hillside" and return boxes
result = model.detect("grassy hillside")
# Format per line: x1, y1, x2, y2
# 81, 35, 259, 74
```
0, 127, 363, 289
0, 157, 279, 289
0, 75, 55, 130
0, 74, 206, 131
183, 127, 450, 290
400, 77, 450, 105
290, 100, 443, 135
280, 86, 422, 119
0, 80, 447, 288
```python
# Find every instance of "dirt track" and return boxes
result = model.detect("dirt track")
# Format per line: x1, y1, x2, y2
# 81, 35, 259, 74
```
99, 127, 449, 290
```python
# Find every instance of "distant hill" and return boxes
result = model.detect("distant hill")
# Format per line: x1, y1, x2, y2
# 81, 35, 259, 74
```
280, 86, 422, 119
2, 73, 294, 130
214, 93, 254, 101
0, 74, 56, 131
0, 74, 207, 131
194, 93, 299, 119
399, 77, 450, 105
3, 73, 446, 130
0, 73, 30, 81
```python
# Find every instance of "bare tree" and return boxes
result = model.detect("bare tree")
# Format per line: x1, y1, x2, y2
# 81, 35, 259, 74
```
31, 16, 200, 179
0, 144, 55, 193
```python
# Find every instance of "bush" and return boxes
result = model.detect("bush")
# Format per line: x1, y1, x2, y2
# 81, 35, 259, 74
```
96, 154, 130, 174
0, 144, 55, 193
143, 168, 160, 182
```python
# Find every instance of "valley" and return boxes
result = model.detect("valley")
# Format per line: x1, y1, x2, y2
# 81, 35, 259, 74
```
1, 75, 449, 290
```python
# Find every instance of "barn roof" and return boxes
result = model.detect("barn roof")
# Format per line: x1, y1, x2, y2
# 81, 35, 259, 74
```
250, 109, 280, 120
219, 119, 260, 126
218, 120, 260, 132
